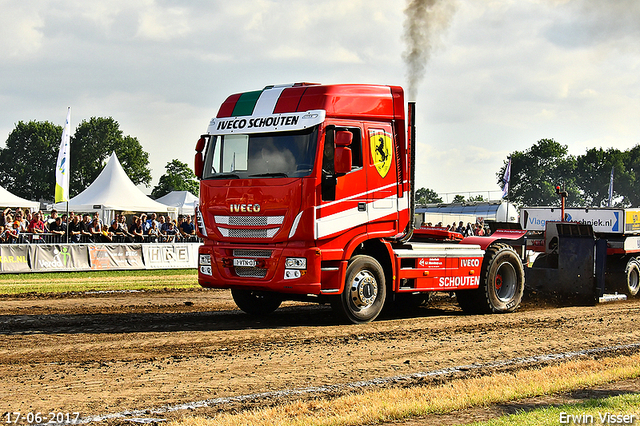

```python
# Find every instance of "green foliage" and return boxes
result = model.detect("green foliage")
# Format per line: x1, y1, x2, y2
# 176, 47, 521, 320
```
467, 195, 486, 202
501, 139, 640, 207
0, 121, 61, 201
151, 159, 199, 199
70, 117, 151, 196
452, 194, 466, 203
498, 139, 582, 207
415, 187, 442, 204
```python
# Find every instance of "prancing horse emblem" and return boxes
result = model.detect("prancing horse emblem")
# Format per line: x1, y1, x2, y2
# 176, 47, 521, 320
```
369, 130, 393, 178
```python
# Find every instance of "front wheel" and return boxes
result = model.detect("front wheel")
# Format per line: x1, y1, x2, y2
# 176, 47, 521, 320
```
332, 255, 386, 324
231, 289, 282, 316
457, 244, 524, 314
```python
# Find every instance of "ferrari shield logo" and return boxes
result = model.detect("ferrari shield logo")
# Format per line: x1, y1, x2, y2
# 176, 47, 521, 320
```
369, 130, 393, 178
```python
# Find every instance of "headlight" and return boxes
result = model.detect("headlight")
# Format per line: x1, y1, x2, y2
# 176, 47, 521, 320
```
285, 257, 306, 269
199, 254, 211, 265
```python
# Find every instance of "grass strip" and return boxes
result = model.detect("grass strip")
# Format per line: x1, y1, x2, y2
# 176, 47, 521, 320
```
168, 353, 640, 426
0, 269, 199, 294
469, 392, 640, 426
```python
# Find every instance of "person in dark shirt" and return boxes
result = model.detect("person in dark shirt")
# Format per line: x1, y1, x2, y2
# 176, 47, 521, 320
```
67, 215, 83, 243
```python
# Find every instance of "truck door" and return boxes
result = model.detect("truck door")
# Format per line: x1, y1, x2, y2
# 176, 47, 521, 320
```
365, 124, 399, 235
317, 126, 367, 241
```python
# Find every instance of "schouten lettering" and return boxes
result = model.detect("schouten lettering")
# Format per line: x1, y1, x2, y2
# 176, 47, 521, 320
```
230, 204, 261, 213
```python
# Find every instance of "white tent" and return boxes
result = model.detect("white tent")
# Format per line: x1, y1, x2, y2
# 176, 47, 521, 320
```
54, 152, 174, 223
0, 185, 40, 211
155, 191, 198, 215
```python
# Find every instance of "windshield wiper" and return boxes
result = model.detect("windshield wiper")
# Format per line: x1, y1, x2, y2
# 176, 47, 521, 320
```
211, 172, 240, 179
249, 172, 289, 178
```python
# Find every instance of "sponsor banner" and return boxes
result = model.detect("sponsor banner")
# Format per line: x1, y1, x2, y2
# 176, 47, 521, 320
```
0, 245, 30, 273
208, 110, 326, 135
29, 245, 90, 272
88, 244, 143, 270
142, 243, 199, 269
521, 208, 623, 234
624, 209, 640, 233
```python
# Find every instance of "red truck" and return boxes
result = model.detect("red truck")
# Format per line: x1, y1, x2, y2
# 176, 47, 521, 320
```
193, 83, 526, 323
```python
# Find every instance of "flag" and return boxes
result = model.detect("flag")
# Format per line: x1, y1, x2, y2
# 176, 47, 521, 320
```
608, 166, 614, 207
55, 107, 70, 203
501, 157, 511, 198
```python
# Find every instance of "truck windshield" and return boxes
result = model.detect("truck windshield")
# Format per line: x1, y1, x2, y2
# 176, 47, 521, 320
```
202, 127, 318, 179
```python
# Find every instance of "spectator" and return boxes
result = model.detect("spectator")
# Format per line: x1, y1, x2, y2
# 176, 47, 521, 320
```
47, 209, 59, 227
80, 214, 93, 239
28, 212, 47, 234
158, 215, 169, 233
147, 221, 161, 243
180, 215, 195, 239
129, 215, 144, 242
5, 221, 21, 243
16, 210, 28, 232
90, 217, 111, 242
49, 216, 67, 240
107, 220, 122, 241
164, 221, 180, 242
67, 215, 83, 243
140, 214, 149, 234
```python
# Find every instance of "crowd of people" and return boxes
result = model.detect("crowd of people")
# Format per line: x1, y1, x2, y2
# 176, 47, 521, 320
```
0, 208, 199, 244
421, 220, 490, 237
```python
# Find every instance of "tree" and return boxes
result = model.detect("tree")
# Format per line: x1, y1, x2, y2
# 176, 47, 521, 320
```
151, 159, 199, 199
415, 187, 442, 204
575, 147, 628, 207
0, 121, 61, 201
498, 139, 582, 207
70, 117, 151, 196
466, 195, 486, 203
452, 194, 466, 203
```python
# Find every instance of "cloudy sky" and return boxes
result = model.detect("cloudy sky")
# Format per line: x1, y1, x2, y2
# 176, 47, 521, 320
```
1, 0, 639, 201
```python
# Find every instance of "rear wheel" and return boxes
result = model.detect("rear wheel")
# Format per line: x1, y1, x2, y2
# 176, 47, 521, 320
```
332, 255, 386, 324
457, 244, 524, 314
231, 289, 282, 316
624, 258, 640, 297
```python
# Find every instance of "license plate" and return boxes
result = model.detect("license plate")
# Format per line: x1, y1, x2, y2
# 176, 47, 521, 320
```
233, 258, 256, 267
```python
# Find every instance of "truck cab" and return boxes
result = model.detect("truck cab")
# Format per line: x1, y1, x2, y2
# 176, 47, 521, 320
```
194, 83, 524, 323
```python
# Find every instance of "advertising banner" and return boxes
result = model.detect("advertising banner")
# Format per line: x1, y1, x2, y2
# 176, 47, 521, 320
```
29, 245, 90, 272
88, 244, 143, 270
521, 208, 623, 234
0, 245, 30, 273
142, 243, 199, 269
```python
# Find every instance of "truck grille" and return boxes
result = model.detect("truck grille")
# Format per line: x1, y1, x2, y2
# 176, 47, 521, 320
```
235, 267, 268, 278
215, 216, 284, 226
219, 228, 279, 239
214, 215, 284, 239
233, 249, 272, 258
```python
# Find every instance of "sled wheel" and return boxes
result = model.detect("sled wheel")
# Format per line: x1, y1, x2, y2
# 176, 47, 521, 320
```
457, 244, 524, 314
332, 255, 386, 324
624, 258, 640, 297
231, 289, 282, 316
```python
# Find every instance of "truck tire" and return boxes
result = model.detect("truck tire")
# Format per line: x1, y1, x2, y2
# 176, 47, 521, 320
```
456, 244, 524, 314
332, 255, 386, 324
231, 289, 282, 316
624, 258, 640, 297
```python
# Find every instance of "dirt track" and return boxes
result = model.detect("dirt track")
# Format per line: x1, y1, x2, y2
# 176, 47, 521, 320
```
1, 289, 640, 423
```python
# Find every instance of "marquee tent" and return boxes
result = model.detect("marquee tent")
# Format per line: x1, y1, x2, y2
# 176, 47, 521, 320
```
0, 185, 40, 210
54, 152, 174, 223
155, 191, 198, 215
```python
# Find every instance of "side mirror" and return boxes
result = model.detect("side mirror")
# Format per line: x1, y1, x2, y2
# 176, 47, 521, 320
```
334, 131, 352, 175
335, 147, 352, 175
195, 136, 207, 153
194, 153, 204, 179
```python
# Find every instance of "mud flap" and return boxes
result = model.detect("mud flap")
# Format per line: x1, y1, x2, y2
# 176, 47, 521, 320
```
526, 223, 601, 305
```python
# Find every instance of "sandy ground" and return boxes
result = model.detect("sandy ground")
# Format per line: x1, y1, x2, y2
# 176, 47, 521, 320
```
1, 289, 639, 425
